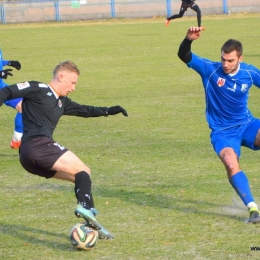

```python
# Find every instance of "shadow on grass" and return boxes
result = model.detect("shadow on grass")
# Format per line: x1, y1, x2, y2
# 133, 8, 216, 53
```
94, 186, 247, 223
0, 223, 70, 250
0, 153, 20, 158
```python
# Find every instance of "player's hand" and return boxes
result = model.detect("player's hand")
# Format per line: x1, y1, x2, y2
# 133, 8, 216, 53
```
108, 106, 128, 116
0, 69, 13, 79
8, 60, 21, 70
186, 26, 205, 41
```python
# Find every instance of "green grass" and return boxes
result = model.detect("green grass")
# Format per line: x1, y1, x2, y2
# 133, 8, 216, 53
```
1, 13, 260, 259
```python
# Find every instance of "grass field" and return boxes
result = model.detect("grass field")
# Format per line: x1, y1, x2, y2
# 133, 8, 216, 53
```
1, 13, 260, 259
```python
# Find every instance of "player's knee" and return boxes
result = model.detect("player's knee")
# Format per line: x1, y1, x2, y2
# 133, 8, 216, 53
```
85, 166, 91, 175
75, 171, 91, 182
226, 163, 235, 172
222, 155, 240, 174
221, 153, 234, 167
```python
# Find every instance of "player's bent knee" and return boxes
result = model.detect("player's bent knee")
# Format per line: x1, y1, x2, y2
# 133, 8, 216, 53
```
85, 166, 91, 175
75, 171, 91, 184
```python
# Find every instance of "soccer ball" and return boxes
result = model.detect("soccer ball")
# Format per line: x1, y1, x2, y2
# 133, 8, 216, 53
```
70, 222, 98, 250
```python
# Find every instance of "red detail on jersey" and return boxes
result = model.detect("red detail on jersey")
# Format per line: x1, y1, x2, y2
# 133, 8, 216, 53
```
17, 81, 30, 90
217, 77, 225, 87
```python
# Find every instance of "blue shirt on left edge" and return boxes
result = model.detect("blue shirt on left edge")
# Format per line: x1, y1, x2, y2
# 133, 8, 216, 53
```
187, 53, 260, 131
0, 49, 9, 88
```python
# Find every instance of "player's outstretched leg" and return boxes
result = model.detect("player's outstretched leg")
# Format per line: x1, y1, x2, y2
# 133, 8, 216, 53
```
190, 4, 202, 27
165, 9, 185, 27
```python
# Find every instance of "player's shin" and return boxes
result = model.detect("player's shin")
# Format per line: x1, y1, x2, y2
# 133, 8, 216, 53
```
74, 171, 102, 228
229, 171, 256, 208
74, 171, 92, 209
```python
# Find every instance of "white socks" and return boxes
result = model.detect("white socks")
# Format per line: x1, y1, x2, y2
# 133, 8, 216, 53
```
247, 202, 258, 210
12, 131, 23, 142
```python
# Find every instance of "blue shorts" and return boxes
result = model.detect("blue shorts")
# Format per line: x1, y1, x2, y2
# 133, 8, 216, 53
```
0, 81, 23, 109
211, 118, 260, 158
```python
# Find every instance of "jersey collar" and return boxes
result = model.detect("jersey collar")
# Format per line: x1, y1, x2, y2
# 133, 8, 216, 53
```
48, 84, 59, 98
228, 63, 240, 77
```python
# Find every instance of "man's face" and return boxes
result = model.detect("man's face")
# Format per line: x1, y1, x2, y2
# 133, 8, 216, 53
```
221, 50, 242, 74
58, 70, 78, 96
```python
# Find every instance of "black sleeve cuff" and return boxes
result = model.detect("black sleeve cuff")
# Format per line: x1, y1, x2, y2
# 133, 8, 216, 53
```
178, 37, 193, 63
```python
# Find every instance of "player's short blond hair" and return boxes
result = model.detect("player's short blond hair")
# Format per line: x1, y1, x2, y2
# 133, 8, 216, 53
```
52, 60, 80, 78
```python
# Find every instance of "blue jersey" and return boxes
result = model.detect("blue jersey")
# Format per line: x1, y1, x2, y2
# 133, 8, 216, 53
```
187, 53, 260, 131
0, 49, 9, 88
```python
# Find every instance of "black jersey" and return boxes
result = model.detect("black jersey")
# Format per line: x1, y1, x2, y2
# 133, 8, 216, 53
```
0, 81, 109, 143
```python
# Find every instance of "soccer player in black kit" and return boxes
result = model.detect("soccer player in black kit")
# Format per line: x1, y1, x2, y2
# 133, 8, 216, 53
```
0, 60, 128, 240
165, 0, 201, 27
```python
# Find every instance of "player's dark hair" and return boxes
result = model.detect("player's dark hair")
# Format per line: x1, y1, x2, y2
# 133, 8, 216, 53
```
53, 60, 80, 77
221, 39, 243, 57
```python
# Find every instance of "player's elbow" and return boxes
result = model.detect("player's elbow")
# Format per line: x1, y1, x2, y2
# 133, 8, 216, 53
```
177, 51, 191, 64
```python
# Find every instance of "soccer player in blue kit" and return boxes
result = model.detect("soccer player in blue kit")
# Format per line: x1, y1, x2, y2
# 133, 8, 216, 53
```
0, 49, 22, 149
178, 26, 260, 223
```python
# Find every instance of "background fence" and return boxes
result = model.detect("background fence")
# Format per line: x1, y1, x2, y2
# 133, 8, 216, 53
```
0, 0, 259, 24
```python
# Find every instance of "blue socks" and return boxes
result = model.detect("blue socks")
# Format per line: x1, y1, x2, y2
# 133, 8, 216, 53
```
229, 171, 254, 206
14, 112, 23, 133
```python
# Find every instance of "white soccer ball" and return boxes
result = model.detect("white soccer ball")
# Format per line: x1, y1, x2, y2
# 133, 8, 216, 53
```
70, 222, 98, 250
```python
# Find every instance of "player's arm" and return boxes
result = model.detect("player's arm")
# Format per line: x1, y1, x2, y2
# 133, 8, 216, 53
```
0, 81, 39, 106
63, 98, 128, 117
2, 59, 21, 70
178, 26, 205, 63
0, 85, 15, 106
178, 38, 193, 64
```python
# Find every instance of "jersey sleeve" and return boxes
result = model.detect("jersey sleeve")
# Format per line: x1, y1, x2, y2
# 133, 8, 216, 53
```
187, 53, 216, 76
2, 60, 9, 66
178, 37, 193, 64
0, 81, 40, 106
248, 65, 260, 88
63, 97, 109, 117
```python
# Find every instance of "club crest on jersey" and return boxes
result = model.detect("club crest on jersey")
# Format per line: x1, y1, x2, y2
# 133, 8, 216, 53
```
217, 77, 225, 87
241, 84, 248, 93
58, 99, 62, 108
17, 81, 30, 90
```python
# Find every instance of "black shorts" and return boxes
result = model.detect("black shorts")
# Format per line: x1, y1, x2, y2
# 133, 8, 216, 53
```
181, 1, 196, 11
19, 136, 68, 179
